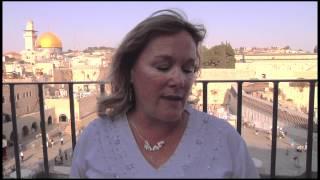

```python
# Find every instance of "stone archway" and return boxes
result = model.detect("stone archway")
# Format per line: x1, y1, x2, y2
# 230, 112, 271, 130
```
59, 114, 67, 122
31, 122, 38, 133
48, 116, 53, 125
2, 114, 11, 123
22, 126, 29, 137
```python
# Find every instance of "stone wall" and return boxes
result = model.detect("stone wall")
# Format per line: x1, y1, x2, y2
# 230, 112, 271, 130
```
2, 108, 56, 141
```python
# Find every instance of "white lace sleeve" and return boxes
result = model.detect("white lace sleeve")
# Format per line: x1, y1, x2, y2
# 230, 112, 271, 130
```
69, 123, 92, 178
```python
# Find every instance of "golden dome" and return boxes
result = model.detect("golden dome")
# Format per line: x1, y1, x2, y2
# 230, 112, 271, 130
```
36, 32, 62, 48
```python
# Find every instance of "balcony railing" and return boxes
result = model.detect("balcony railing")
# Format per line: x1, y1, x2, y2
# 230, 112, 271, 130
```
2, 79, 317, 178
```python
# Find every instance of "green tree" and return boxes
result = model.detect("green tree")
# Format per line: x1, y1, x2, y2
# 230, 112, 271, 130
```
200, 42, 236, 68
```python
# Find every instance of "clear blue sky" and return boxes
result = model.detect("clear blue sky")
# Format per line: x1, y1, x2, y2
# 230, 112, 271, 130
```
3, 1, 317, 52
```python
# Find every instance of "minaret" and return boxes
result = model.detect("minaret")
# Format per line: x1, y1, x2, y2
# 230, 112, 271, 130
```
24, 20, 37, 51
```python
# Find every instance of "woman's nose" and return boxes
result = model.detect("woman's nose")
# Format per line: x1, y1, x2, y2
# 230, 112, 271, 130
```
168, 68, 185, 88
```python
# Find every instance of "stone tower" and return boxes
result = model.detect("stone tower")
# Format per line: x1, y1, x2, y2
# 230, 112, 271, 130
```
24, 20, 37, 51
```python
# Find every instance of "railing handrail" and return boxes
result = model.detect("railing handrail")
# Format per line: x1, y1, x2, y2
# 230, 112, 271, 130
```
2, 78, 318, 85
2, 79, 317, 178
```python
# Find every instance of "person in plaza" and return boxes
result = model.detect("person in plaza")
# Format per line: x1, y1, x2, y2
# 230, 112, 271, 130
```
70, 9, 259, 178
46, 133, 49, 147
303, 142, 307, 152
59, 148, 63, 163
293, 155, 300, 168
20, 151, 24, 162
255, 129, 259, 135
19, 143, 23, 151
60, 136, 64, 145
50, 138, 54, 148
3, 136, 8, 161
64, 149, 68, 160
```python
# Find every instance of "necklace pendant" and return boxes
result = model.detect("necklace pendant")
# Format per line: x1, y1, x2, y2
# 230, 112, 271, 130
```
144, 140, 165, 152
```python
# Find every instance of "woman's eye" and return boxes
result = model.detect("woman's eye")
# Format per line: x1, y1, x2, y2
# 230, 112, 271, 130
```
183, 69, 194, 73
183, 66, 195, 73
156, 66, 170, 71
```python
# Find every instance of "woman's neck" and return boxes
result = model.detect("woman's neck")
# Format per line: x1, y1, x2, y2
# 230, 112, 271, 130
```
127, 109, 186, 141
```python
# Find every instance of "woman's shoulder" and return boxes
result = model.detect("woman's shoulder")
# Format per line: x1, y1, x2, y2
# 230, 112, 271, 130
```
80, 114, 124, 139
188, 107, 239, 137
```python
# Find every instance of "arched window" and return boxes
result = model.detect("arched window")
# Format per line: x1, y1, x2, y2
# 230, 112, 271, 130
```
31, 122, 38, 133
59, 114, 67, 122
22, 126, 29, 137
48, 116, 53, 125
2, 114, 11, 123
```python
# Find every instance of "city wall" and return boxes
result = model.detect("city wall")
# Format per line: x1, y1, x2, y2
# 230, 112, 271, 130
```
2, 108, 55, 141
78, 94, 98, 119
45, 98, 80, 122
235, 54, 317, 61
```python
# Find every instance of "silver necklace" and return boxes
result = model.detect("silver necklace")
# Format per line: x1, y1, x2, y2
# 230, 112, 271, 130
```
130, 121, 170, 152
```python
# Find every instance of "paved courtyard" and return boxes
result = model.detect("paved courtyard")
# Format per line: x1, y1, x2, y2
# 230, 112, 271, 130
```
242, 126, 318, 176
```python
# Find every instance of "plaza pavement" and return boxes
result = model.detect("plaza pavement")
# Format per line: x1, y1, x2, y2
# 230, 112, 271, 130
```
242, 126, 318, 176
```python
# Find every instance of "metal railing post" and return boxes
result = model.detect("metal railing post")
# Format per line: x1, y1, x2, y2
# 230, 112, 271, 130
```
306, 81, 315, 178
9, 84, 21, 178
69, 83, 77, 151
237, 81, 243, 134
202, 82, 208, 113
38, 83, 50, 177
270, 81, 279, 177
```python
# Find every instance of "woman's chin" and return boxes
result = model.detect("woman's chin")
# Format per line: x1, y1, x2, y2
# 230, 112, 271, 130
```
160, 111, 184, 122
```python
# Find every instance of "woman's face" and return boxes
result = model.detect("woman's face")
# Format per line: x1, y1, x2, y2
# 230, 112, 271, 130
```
131, 31, 197, 122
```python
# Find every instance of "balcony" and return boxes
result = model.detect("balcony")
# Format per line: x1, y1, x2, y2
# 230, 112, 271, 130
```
2, 79, 318, 178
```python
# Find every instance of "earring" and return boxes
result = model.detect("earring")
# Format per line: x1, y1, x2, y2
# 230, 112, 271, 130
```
129, 89, 132, 102
129, 85, 134, 103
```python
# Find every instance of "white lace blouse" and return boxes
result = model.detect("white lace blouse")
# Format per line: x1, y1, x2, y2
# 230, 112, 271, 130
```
70, 105, 259, 178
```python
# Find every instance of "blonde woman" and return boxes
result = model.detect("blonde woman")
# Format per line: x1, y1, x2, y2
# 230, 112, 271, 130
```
70, 9, 259, 178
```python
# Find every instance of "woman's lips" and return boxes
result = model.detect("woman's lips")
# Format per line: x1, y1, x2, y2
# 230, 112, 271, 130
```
161, 95, 183, 101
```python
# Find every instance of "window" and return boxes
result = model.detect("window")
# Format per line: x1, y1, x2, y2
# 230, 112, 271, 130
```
59, 114, 68, 122
3, 114, 11, 123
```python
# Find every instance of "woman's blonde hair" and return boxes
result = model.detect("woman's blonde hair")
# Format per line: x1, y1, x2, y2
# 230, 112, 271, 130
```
97, 9, 206, 119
